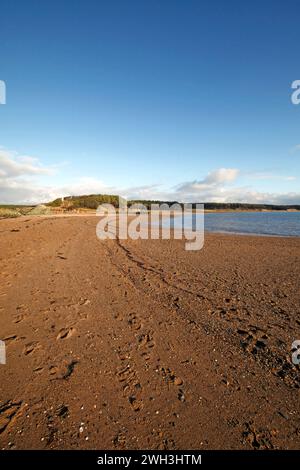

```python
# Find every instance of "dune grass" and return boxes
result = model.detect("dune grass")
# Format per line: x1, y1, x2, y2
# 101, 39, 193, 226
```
0, 205, 35, 218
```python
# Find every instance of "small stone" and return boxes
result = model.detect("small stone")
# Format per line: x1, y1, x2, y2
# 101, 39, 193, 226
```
222, 379, 230, 386
174, 377, 183, 386
278, 410, 289, 420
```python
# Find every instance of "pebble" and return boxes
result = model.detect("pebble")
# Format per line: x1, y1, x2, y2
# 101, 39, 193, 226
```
278, 410, 289, 420
174, 377, 183, 386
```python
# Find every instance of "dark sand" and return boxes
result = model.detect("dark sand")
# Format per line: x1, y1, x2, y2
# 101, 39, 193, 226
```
0, 216, 300, 450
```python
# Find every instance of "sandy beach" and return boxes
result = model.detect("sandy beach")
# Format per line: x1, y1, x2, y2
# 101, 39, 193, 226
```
0, 215, 300, 450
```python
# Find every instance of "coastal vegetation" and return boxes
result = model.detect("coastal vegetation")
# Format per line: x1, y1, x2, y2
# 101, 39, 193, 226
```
1, 196, 300, 218
47, 195, 300, 211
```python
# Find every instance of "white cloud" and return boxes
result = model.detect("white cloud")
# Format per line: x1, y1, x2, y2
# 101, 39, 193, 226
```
172, 173, 300, 204
0, 149, 58, 204
0, 149, 54, 178
205, 168, 239, 184
0, 149, 299, 205
175, 168, 239, 195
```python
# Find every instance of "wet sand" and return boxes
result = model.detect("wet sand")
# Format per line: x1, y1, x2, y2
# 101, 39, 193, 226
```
0, 215, 300, 450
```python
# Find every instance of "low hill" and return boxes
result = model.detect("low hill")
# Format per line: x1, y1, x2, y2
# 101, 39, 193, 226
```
46, 195, 300, 211
47, 194, 120, 210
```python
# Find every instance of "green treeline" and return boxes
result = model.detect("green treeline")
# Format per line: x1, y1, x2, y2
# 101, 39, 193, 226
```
46, 195, 300, 211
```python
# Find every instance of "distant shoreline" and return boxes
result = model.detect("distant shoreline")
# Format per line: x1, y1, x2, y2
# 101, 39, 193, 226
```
1, 207, 300, 220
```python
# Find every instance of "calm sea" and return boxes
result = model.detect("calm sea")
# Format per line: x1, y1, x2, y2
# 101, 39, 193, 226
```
170, 211, 300, 237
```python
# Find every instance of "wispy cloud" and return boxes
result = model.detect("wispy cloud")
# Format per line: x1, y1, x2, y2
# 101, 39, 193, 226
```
246, 171, 297, 181
175, 168, 239, 195
0, 149, 54, 178
285, 176, 296, 181
290, 144, 300, 154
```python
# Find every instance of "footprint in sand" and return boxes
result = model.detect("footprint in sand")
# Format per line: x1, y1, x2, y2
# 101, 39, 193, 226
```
23, 341, 41, 356
116, 361, 144, 411
57, 253, 67, 260
237, 328, 268, 354
56, 327, 76, 340
0, 402, 23, 433
113, 430, 127, 449
14, 315, 25, 324
128, 312, 143, 331
157, 366, 184, 390
128, 394, 143, 412
3, 335, 18, 345
137, 332, 155, 362
13, 305, 29, 323
49, 360, 78, 380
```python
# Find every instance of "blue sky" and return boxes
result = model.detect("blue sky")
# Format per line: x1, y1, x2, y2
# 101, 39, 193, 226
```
0, 0, 300, 204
